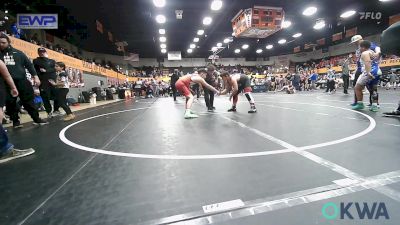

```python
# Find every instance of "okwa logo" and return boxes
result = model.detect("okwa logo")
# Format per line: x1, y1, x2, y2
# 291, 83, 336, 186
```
322, 202, 390, 220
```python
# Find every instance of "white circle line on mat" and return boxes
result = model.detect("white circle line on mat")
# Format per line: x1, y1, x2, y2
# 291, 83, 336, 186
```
59, 102, 376, 160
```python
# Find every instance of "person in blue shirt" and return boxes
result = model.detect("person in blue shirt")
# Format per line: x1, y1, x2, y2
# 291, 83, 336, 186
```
309, 71, 318, 90
350, 35, 381, 112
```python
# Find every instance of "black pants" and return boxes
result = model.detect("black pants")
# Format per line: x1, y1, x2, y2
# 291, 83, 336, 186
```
40, 84, 59, 114
6, 78, 40, 123
342, 75, 350, 93
204, 88, 215, 109
192, 84, 200, 99
326, 80, 335, 92
55, 88, 72, 115
171, 85, 177, 101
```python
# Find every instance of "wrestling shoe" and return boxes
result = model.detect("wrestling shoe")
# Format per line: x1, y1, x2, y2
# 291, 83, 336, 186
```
184, 111, 199, 119
0, 147, 35, 164
227, 107, 237, 112
248, 108, 257, 113
13, 121, 23, 129
369, 105, 379, 112
352, 103, 365, 110
33, 119, 49, 126
63, 114, 76, 121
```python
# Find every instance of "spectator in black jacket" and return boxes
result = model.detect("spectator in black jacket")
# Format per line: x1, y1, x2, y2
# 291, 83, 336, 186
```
0, 33, 48, 128
33, 47, 60, 118
170, 69, 180, 101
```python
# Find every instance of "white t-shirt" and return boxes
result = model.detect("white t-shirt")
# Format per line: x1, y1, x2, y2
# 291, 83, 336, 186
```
58, 71, 69, 89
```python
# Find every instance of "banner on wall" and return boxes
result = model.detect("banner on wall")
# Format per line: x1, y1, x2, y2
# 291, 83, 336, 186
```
389, 14, 400, 25
332, 32, 343, 42
317, 38, 325, 46
124, 53, 139, 62
317, 58, 400, 74
8, 36, 137, 82
345, 27, 357, 38
65, 67, 84, 88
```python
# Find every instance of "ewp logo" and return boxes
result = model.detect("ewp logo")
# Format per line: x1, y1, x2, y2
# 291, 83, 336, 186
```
17, 14, 58, 29
322, 202, 390, 220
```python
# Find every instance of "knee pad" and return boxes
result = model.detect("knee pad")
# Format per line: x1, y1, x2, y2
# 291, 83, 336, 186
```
244, 92, 255, 103
372, 90, 379, 101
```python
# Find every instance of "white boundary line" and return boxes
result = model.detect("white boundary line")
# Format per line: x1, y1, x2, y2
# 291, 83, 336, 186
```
139, 170, 400, 225
59, 102, 375, 160
20, 105, 157, 225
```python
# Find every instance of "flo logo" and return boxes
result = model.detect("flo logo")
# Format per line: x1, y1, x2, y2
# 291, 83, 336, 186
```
359, 12, 382, 20
322, 202, 390, 220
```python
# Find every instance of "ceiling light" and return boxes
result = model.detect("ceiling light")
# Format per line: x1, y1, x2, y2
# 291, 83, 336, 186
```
211, 0, 223, 11
156, 15, 166, 24
217, 43, 222, 47
203, 17, 212, 25
212, 47, 218, 51
5, 10, 8, 14
161, 49, 167, 53
278, 39, 287, 44
303, 6, 317, 16
190, 44, 196, 49
153, 0, 166, 7
379, 0, 392, 2
159, 36, 166, 42
292, 33, 302, 38
193, 37, 199, 42
282, 20, 292, 28
160, 44, 167, 49
197, 30, 205, 35
4, 16, 8, 20
187, 49, 193, 53
340, 10, 356, 18
266, 44, 273, 49
234, 49, 240, 53
242, 44, 249, 49
256, 49, 263, 54
159, 29, 165, 34
313, 19, 326, 30
223, 38, 230, 43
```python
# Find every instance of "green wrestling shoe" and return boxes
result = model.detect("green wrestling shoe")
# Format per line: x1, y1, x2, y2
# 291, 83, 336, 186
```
369, 105, 379, 112
352, 102, 365, 110
184, 110, 199, 119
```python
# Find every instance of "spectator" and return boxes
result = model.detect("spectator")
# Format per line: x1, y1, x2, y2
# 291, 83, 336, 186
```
170, 69, 180, 101
0, 33, 48, 128
33, 47, 60, 118
49, 62, 75, 121
341, 55, 352, 94
0, 59, 35, 163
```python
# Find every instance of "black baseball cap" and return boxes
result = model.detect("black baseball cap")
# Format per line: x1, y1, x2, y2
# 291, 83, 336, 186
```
38, 47, 47, 53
